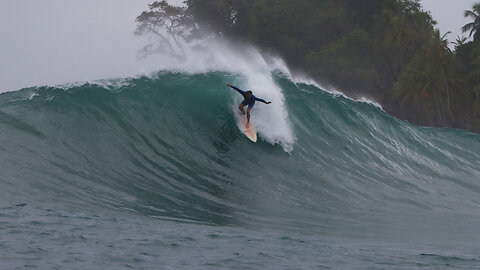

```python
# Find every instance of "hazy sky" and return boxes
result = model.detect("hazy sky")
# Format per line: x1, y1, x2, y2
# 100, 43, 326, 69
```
0, 0, 155, 92
421, 0, 477, 41
0, 0, 478, 92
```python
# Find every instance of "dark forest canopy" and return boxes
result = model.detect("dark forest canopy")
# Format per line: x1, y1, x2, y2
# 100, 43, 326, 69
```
137, 0, 480, 133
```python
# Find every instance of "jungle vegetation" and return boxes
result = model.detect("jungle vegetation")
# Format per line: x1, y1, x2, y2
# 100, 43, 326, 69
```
136, 0, 480, 132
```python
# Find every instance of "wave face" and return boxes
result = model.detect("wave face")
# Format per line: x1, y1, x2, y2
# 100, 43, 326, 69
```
2, 71, 480, 268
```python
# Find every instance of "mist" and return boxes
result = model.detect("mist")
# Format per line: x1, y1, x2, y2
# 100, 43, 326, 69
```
2, 0, 474, 93
0, 0, 297, 149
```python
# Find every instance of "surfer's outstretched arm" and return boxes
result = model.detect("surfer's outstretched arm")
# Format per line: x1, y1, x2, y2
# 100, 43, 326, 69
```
254, 96, 272, 104
226, 83, 246, 95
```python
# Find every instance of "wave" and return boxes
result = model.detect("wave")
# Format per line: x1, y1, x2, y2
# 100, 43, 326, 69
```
1, 71, 480, 235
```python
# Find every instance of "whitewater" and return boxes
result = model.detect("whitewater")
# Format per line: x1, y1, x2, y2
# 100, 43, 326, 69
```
1, 32, 480, 269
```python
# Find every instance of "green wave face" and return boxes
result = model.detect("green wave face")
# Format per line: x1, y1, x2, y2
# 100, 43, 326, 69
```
1, 71, 480, 238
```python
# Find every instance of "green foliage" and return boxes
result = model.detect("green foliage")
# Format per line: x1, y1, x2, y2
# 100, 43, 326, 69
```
462, 3, 480, 42
137, 0, 480, 132
135, 1, 195, 58
392, 30, 462, 125
306, 29, 379, 93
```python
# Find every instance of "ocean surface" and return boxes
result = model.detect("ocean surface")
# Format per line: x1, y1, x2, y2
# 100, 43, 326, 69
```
1, 71, 480, 269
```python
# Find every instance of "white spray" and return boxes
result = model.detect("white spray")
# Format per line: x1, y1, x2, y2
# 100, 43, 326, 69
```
145, 39, 296, 151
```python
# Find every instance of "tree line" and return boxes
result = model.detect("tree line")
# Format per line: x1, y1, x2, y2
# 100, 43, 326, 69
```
136, 0, 480, 132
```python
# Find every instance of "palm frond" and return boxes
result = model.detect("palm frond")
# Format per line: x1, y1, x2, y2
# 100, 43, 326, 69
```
462, 22, 475, 34
474, 3, 480, 13
464, 10, 478, 19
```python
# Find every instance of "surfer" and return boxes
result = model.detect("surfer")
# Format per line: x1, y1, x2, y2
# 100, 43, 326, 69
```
226, 83, 271, 127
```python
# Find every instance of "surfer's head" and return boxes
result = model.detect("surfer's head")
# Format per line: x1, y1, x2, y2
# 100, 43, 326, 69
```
246, 90, 253, 98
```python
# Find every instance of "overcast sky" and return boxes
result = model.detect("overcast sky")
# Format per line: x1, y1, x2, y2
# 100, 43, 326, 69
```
0, 0, 158, 92
0, 0, 478, 92
421, 0, 477, 41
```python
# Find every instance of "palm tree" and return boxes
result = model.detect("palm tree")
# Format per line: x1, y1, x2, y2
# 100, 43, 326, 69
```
452, 36, 468, 49
462, 3, 480, 42
395, 30, 457, 124
429, 30, 457, 122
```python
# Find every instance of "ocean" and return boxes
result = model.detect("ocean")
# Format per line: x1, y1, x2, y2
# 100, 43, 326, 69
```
1, 70, 480, 269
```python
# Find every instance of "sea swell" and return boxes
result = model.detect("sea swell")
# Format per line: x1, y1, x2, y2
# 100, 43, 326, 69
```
1, 71, 480, 238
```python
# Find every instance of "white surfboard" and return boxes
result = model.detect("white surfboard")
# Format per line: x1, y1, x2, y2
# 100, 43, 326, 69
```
239, 114, 257, 142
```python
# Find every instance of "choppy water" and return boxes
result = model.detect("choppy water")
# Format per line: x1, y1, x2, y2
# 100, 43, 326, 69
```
1, 71, 480, 269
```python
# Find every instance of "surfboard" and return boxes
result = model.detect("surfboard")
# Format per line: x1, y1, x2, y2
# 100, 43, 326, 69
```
239, 114, 257, 142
